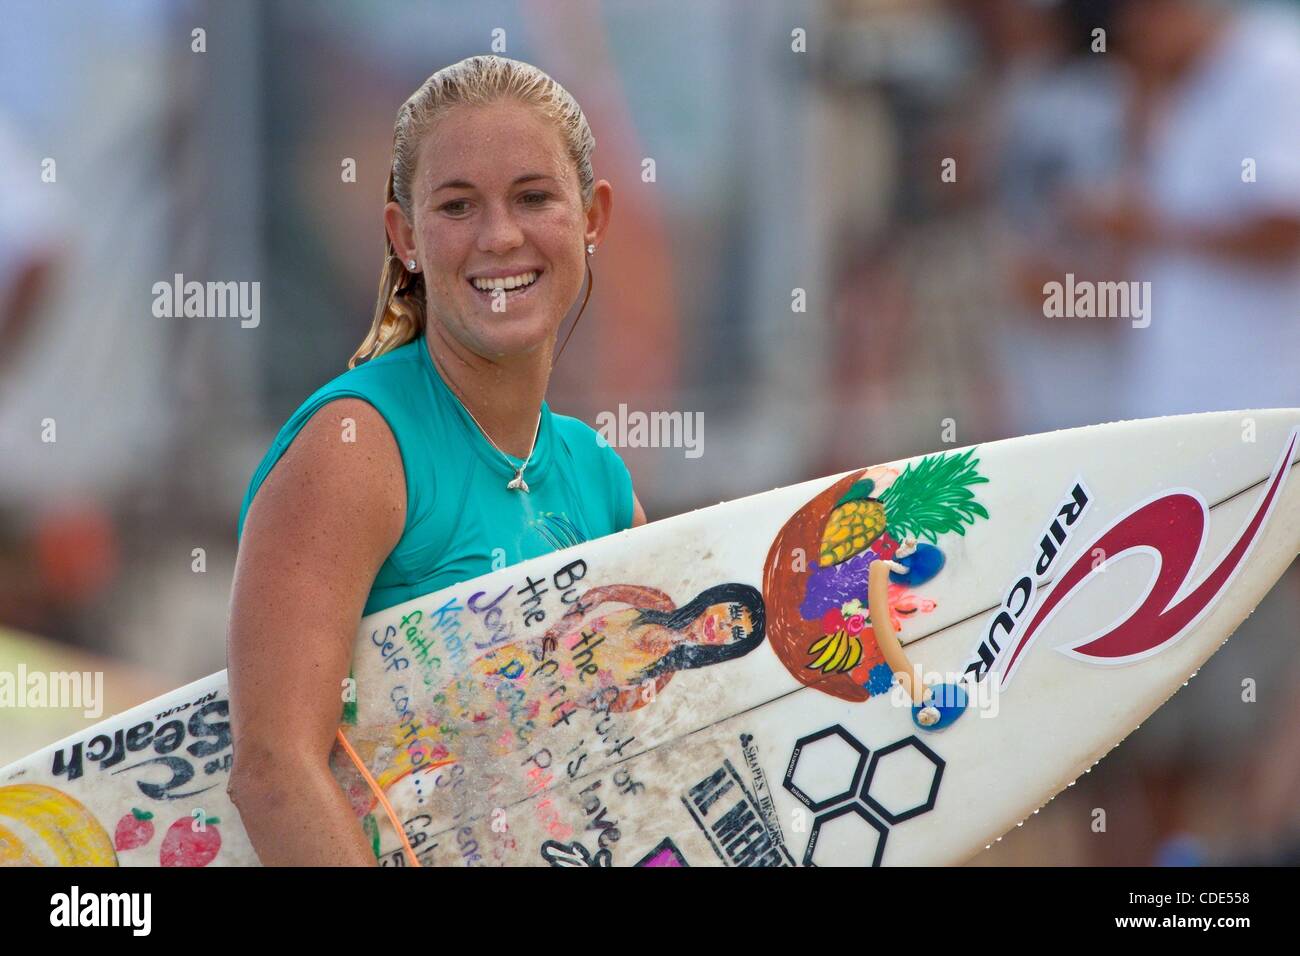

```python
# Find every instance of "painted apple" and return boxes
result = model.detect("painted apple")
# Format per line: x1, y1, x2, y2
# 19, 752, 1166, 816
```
160, 816, 222, 867
113, 808, 154, 851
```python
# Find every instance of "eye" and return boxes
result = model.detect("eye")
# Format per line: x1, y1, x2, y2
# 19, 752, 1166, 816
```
440, 199, 470, 215
731, 625, 745, 641
520, 191, 549, 205
728, 604, 742, 620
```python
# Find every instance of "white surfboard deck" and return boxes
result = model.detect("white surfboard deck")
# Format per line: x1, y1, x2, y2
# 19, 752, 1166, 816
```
2, 409, 1297, 867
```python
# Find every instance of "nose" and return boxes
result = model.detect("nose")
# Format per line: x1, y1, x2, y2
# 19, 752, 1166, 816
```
476, 200, 526, 256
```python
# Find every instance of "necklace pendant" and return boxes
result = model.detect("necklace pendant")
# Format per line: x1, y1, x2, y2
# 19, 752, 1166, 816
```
507, 470, 530, 493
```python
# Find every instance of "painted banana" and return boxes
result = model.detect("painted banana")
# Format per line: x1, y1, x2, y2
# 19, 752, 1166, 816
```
805, 629, 863, 675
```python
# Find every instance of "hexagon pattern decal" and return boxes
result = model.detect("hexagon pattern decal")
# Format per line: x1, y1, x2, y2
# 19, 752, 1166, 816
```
783, 725, 944, 866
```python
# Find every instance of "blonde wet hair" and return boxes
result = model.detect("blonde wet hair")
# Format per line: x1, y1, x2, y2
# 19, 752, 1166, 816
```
349, 55, 597, 369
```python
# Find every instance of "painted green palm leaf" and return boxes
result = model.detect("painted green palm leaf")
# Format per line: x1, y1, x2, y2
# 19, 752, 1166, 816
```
877, 447, 990, 543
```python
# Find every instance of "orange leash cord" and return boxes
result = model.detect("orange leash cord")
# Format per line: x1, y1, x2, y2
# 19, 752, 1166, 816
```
334, 728, 422, 867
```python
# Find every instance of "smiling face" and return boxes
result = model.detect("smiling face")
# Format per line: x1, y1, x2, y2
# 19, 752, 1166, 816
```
695, 602, 755, 646
392, 98, 607, 361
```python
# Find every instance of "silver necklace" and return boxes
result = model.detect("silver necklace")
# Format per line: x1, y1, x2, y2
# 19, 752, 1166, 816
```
429, 347, 541, 492
458, 399, 542, 493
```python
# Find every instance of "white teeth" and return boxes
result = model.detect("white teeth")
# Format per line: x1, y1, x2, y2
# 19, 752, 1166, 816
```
471, 271, 538, 292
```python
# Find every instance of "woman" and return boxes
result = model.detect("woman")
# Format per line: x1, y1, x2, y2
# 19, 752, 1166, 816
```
226, 56, 646, 866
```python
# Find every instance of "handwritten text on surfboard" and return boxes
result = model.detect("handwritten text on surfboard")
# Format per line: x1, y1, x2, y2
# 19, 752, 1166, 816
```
366, 559, 590, 675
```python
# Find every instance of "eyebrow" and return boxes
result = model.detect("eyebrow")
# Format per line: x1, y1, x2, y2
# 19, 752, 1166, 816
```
432, 173, 555, 193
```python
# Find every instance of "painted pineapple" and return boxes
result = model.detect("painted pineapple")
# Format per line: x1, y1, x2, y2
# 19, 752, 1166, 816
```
818, 479, 887, 567
816, 450, 989, 569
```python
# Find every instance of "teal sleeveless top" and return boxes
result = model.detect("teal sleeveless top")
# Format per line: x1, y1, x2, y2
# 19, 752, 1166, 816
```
237, 337, 635, 615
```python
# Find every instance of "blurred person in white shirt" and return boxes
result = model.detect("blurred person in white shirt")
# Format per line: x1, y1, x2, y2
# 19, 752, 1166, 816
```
1068, 0, 1300, 417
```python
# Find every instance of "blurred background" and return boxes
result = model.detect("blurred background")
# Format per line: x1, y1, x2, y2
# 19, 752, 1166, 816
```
2, 0, 1298, 864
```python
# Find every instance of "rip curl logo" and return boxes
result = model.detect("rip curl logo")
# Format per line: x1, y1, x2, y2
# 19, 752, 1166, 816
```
996, 428, 1298, 688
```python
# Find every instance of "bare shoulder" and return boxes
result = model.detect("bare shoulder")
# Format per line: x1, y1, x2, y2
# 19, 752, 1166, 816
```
243, 397, 406, 562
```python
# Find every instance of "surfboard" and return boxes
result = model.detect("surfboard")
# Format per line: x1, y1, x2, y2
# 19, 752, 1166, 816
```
2, 409, 1297, 867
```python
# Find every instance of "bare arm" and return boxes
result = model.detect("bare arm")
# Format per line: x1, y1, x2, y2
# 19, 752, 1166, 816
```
226, 398, 405, 866
1065, 193, 1300, 265
632, 492, 647, 527
0, 254, 52, 373
1174, 213, 1300, 265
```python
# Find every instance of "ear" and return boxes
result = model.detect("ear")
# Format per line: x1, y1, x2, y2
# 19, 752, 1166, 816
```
384, 201, 418, 269
584, 179, 614, 250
